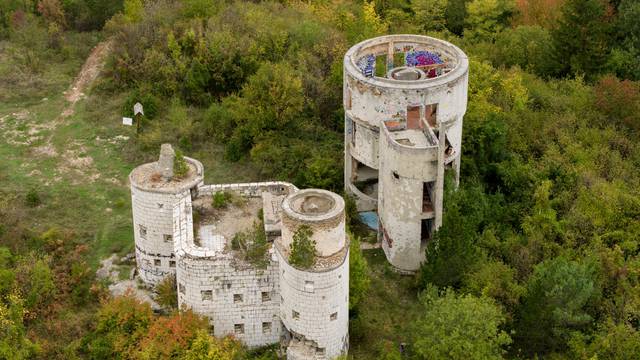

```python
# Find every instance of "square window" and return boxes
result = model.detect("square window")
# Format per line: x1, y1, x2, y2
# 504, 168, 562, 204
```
201, 290, 213, 301
330, 312, 338, 321
233, 294, 243, 303
316, 348, 326, 355
163, 234, 172, 242
169, 260, 176, 268
261, 292, 271, 302
292, 310, 300, 320
234, 324, 244, 335
154, 259, 161, 266
139, 225, 147, 238
304, 280, 314, 292
179, 283, 185, 294
262, 322, 272, 334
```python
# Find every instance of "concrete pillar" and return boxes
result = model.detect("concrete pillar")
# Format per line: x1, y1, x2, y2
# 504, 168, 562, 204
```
434, 123, 445, 229
387, 41, 394, 72
159, 143, 175, 181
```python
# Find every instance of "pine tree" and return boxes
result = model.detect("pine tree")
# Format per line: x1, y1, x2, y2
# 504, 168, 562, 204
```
551, 0, 611, 80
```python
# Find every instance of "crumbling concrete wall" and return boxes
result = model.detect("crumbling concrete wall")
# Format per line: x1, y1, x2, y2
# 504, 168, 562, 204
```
343, 35, 469, 272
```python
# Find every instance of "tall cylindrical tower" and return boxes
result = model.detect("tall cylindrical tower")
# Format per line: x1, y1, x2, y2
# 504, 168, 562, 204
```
129, 144, 204, 285
343, 34, 468, 272
276, 189, 349, 359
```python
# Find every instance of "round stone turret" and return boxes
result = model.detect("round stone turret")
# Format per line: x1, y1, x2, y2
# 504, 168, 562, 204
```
280, 189, 346, 257
129, 144, 204, 285
276, 189, 349, 360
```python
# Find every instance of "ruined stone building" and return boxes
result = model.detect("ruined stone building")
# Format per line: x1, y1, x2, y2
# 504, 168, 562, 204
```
130, 145, 348, 359
344, 35, 469, 273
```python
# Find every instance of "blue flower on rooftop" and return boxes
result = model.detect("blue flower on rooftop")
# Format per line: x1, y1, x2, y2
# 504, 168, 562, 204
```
405, 51, 443, 67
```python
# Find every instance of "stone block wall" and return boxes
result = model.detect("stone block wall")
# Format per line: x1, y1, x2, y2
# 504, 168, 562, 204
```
131, 186, 188, 285
277, 247, 349, 359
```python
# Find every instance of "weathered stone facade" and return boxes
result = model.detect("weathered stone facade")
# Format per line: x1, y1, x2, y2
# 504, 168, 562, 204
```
130, 147, 348, 359
344, 35, 469, 272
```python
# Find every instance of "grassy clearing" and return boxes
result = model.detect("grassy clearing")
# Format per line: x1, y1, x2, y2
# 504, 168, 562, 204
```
350, 248, 423, 359
0, 36, 263, 271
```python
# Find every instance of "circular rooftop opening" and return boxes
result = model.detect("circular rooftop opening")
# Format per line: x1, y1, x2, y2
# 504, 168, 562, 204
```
389, 66, 426, 81
298, 194, 335, 214
282, 189, 344, 221
344, 34, 468, 86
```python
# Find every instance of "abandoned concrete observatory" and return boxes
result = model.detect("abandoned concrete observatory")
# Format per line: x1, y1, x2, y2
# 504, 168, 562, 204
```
130, 145, 348, 359
343, 34, 469, 272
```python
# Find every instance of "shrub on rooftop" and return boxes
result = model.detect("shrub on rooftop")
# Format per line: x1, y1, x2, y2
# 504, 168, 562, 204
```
289, 225, 316, 269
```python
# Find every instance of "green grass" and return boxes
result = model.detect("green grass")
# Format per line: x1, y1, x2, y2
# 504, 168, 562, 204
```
350, 248, 423, 359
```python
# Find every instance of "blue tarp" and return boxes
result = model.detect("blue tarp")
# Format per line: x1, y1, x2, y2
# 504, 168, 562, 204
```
359, 211, 379, 230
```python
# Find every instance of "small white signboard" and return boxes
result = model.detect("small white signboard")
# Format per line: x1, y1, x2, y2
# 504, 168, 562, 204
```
122, 117, 133, 126
133, 102, 144, 116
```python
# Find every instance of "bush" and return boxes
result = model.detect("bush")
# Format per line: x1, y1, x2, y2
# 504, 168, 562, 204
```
173, 149, 189, 179
231, 221, 269, 268
212, 191, 231, 209
289, 225, 316, 269
155, 274, 177, 310
25, 188, 40, 207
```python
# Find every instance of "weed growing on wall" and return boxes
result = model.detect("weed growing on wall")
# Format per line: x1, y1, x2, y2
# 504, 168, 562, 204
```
173, 150, 189, 179
289, 225, 316, 269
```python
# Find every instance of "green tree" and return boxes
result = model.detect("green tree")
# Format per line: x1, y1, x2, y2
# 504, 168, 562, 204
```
493, 25, 554, 77
411, 0, 448, 32
123, 0, 143, 23
155, 275, 177, 310
349, 235, 370, 310
464, 0, 515, 41
551, 0, 610, 79
445, 0, 467, 35
608, 0, 640, 80
182, 330, 245, 360
83, 295, 153, 358
412, 287, 512, 359
569, 321, 640, 359
0, 291, 40, 359
289, 225, 316, 269
515, 256, 601, 355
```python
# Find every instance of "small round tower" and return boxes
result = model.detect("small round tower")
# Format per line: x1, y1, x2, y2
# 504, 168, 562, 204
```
343, 34, 469, 272
276, 189, 349, 359
129, 144, 204, 286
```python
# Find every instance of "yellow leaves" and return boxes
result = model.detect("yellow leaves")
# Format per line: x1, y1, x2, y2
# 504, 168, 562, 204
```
501, 71, 529, 111
362, 1, 388, 36
468, 59, 530, 116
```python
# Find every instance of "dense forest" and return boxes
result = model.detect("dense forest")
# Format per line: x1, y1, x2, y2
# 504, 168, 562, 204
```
1, 0, 640, 359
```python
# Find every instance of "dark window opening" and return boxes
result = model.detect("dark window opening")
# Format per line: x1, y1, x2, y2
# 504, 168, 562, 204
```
330, 312, 338, 321
163, 234, 172, 242
421, 219, 433, 246
262, 322, 272, 334
234, 324, 244, 335
407, 105, 422, 129
234, 294, 243, 303
169, 260, 176, 268
262, 292, 271, 302
422, 182, 434, 213
139, 225, 147, 238
201, 290, 213, 301
426, 103, 438, 127
153, 259, 161, 266
392, 171, 400, 180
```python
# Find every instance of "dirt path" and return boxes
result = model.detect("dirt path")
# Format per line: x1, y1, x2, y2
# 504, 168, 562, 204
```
62, 39, 113, 117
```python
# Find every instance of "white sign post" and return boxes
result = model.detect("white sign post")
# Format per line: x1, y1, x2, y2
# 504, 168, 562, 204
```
133, 102, 144, 116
